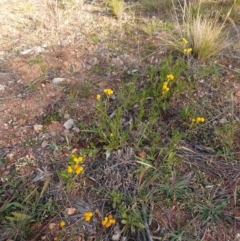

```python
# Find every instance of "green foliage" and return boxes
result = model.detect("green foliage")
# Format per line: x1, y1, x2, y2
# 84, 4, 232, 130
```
0, 177, 57, 241
42, 112, 61, 125
94, 56, 186, 151
195, 199, 231, 224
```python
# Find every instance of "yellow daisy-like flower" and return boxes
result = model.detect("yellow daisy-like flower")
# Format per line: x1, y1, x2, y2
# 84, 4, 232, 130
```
84, 212, 93, 222
59, 220, 66, 228
67, 166, 73, 173
104, 88, 114, 96
75, 166, 83, 174
191, 118, 196, 123
96, 94, 101, 100
167, 74, 174, 81
182, 38, 188, 44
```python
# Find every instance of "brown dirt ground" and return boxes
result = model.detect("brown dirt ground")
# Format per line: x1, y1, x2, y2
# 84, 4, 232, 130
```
1, 1, 240, 241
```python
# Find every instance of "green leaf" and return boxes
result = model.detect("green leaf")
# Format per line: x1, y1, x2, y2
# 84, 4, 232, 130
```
11, 212, 31, 220
56, 170, 69, 179
121, 219, 127, 224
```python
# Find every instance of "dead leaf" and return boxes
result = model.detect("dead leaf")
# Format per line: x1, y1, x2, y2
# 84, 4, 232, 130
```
138, 151, 147, 158
49, 223, 57, 230
64, 207, 77, 215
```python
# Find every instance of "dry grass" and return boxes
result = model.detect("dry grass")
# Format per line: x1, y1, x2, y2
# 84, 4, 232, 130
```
106, 0, 125, 19
139, 0, 177, 13
0, 0, 85, 51
165, 0, 233, 62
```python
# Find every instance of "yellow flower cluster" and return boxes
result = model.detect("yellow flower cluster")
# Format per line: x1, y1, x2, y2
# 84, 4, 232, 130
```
182, 37, 188, 44
184, 48, 192, 55
67, 154, 84, 175
182, 37, 192, 55
104, 88, 114, 96
84, 211, 93, 222
96, 88, 114, 100
191, 117, 205, 124
102, 214, 116, 228
167, 74, 174, 81
96, 94, 101, 100
162, 74, 174, 94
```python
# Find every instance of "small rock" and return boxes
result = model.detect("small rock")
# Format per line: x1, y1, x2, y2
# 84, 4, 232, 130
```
64, 113, 70, 119
20, 46, 46, 55
34, 124, 43, 132
0, 84, 5, 91
63, 119, 74, 129
50, 131, 56, 137
48, 223, 57, 230
219, 117, 228, 124
51, 78, 65, 84
72, 127, 80, 133
47, 92, 56, 97
235, 90, 240, 97
41, 141, 49, 148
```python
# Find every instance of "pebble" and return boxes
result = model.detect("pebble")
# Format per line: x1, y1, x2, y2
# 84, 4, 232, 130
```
20, 46, 46, 55
0, 84, 5, 91
34, 124, 43, 132
51, 78, 65, 84
63, 119, 74, 129
64, 113, 70, 119
219, 117, 228, 124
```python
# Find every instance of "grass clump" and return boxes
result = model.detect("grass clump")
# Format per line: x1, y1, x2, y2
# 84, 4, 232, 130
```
106, 0, 125, 19
167, 0, 232, 62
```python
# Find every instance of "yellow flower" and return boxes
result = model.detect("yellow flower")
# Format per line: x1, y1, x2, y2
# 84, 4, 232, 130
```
110, 133, 114, 137
167, 74, 174, 81
162, 83, 170, 93
191, 118, 196, 123
73, 156, 83, 163
102, 215, 116, 228
59, 220, 66, 228
182, 38, 188, 44
75, 166, 83, 174
200, 117, 205, 123
67, 166, 73, 173
102, 217, 108, 226
84, 212, 93, 222
96, 94, 101, 100
183, 48, 192, 55
104, 88, 114, 96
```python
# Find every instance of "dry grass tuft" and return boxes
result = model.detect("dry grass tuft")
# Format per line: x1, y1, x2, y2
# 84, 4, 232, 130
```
0, 0, 85, 51
166, 0, 233, 62
106, 0, 125, 19
139, 0, 177, 13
